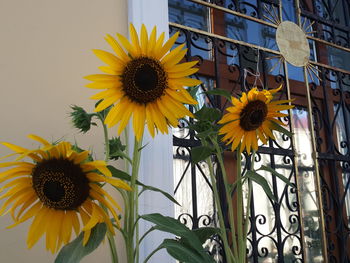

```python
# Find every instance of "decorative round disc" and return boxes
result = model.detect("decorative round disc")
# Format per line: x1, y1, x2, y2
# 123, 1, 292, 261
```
276, 21, 310, 67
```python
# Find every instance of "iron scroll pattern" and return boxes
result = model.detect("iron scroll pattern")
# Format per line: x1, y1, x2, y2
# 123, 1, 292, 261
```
308, 66, 350, 263
300, 0, 350, 48
170, 24, 304, 263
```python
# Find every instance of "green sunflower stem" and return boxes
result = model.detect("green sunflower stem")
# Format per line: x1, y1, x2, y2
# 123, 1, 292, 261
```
204, 138, 235, 263
127, 136, 143, 263
97, 112, 110, 162
107, 231, 119, 263
243, 152, 254, 256
99, 118, 119, 263
236, 148, 244, 263
206, 153, 235, 263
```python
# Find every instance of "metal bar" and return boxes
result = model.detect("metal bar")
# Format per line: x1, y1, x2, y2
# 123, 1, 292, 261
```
169, 22, 350, 76
188, 0, 278, 28
306, 35, 350, 53
283, 59, 307, 261
188, 0, 350, 53
303, 67, 329, 263
309, 61, 350, 76
169, 22, 281, 55
295, 0, 329, 261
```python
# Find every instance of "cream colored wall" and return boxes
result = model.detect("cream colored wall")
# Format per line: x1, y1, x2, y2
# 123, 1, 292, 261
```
0, 0, 127, 262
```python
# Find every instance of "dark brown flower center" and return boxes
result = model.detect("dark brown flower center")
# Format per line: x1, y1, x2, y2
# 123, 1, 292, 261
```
239, 100, 268, 131
122, 57, 167, 104
32, 158, 89, 210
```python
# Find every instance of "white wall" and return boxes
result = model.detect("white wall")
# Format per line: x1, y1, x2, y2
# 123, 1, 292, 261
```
0, 0, 127, 262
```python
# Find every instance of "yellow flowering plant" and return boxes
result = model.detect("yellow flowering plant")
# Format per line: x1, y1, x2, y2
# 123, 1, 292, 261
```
0, 24, 213, 263
0, 23, 295, 263
188, 86, 295, 263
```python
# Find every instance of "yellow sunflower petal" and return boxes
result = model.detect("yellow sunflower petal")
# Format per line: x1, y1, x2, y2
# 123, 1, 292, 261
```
145, 104, 156, 137
163, 48, 187, 68
62, 211, 73, 244
94, 96, 120, 112
154, 32, 165, 56
83, 229, 92, 246
132, 104, 146, 141
92, 49, 124, 70
129, 23, 142, 54
166, 60, 198, 73
149, 103, 168, 133
147, 26, 157, 55
28, 134, 50, 146
82, 161, 112, 177
161, 43, 186, 65
105, 34, 130, 63
170, 77, 202, 87
117, 33, 137, 57
85, 74, 119, 82
140, 24, 148, 55
156, 31, 180, 59
168, 67, 199, 79
8, 202, 41, 228
27, 207, 48, 248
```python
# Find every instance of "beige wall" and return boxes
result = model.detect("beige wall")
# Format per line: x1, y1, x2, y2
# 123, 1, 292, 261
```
0, 0, 127, 262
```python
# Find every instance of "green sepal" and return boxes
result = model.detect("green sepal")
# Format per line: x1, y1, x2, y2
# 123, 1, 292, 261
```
69, 105, 96, 134
108, 137, 129, 161
55, 223, 107, 263
245, 170, 277, 202
107, 166, 180, 206
191, 146, 213, 163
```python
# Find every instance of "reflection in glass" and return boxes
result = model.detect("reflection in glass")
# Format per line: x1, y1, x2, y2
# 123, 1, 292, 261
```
168, 0, 212, 60
293, 108, 324, 262
334, 103, 350, 225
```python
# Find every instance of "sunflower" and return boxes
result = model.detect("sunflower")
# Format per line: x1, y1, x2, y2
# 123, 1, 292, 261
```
85, 24, 201, 140
218, 86, 293, 154
0, 134, 131, 253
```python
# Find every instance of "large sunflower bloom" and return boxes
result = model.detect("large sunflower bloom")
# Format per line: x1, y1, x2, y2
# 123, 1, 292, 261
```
85, 24, 201, 140
0, 135, 131, 253
218, 86, 294, 154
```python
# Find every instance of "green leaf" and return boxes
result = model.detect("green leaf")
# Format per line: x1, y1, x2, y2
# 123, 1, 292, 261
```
270, 121, 293, 137
159, 239, 206, 263
141, 213, 194, 238
55, 223, 107, 263
204, 89, 231, 101
108, 165, 132, 182
194, 107, 221, 122
245, 171, 277, 202
196, 129, 218, 140
141, 214, 203, 252
141, 185, 180, 206
257, 165, 294, 187
141, 214, 214, 263
108, 166, 180, 205
191, 146, 213, 163
192, 227, 220, 243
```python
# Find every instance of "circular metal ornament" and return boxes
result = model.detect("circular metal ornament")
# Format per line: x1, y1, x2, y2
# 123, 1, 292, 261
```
276, 21, 310, 67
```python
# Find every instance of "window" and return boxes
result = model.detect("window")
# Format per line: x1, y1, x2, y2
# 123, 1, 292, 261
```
169, 0, 350, 262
